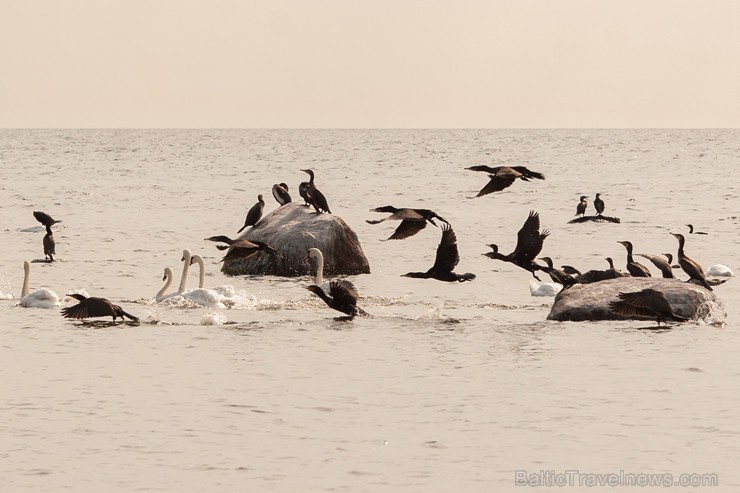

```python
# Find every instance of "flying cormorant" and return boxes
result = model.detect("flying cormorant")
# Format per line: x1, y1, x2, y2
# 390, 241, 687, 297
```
402, 224, 475, 282
272, 183, 292, 205
483, 210, 548, 281
33, 211, 60, 262
237, 194, 265, 233
61, 293, 139, 322
608, 288, 688, 325
575, 196, 588, 217
670, 233, 712, 290
617, 241, 651, 277
205, 235, 280, 263
367, 206, 450, 240
594, 193, 605, 215
299, 169, 331, 213
465, 165, 545, 197
305, 279, 368, 319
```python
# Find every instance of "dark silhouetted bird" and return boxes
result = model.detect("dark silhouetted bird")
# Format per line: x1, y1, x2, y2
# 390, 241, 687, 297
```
483, 210, 548, 281
367, 206, 449, 240
609, 288, 689, 325
402, 224, 475, 282
299, 169, 331, 213
638, 253, 674, 279
237, 194, 265, 233
465, 165, 545, 197
33, 211, 60, 262
539, 257, 580, 287
305, 279, 368, 319
61, 293, 139, 322
575, 196, 588, 217
671, 233, 712, 290
594, 193, 605, 215
272, 183, 291, 205
617, 240, 651, 277
686, 224, 708, 235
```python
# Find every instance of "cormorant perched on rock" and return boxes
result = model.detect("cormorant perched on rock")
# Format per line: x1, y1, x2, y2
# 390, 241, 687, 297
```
305, 279, 369, 319
465, 165, 545, 197
237, 194, 265, 233
272, 183, 291, 205
33, 211, 60, 262
483, 210, 548, 281
539, 257, 580, 287
61, 293, 139, 322
576, 257, 624, 283
594, 193, 605, 215
403, 224, 475, 282
299, 169, 331, 213
575, 196, 588, 217
670, 233, 712, 290
638, 253, 674, 279
367, 206, 450, 240
608, 288, 688, 325
686, 224, 708, 235
205, 235, 280, 263
561, 265, 582, 276
617, 240, 651, 277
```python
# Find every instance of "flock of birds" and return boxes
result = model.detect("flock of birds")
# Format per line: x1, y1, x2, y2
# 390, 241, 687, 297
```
17, 165, 730, 324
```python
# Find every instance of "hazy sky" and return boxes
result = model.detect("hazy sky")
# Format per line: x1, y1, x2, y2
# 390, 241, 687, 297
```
2, 0, 739, 128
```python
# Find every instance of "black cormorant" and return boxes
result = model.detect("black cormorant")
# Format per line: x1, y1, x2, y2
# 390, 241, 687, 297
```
575, 196, 588, 217
539, 257, 580, 287
305, 279, 368, 319
561, 265, 582, 276
617, 241, 651, 277
205, 235, 280, 262
483, 210, 548, 280
686, 224, 708, 235
465, 165, 545, 197
61, 293, 139, 322
638, 253, 674, 279
33, 211, 61, 227
594, 193, 605, 215
367, 206, 450, 240
300, 169, 331, 213
33, 211, 59, 262
402, 224, 475, 282
272, 183, 292, 205
670, 233, 712, 290
608, 288, 688, 325
237, 194, 265, 233
576, 257, 623, 283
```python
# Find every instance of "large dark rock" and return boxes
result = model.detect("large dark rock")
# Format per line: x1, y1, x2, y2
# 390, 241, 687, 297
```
221, 202, 371, 277
547, 277, 725, 322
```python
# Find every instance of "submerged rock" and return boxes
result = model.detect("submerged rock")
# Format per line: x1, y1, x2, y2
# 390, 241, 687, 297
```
547, 277, 725, 322
221, 202, 371, 277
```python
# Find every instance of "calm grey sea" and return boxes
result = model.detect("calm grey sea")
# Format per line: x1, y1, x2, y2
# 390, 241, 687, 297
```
0, 129, 737, 492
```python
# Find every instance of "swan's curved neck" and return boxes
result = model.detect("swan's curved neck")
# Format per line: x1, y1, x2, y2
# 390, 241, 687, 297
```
192, 255, 205, 289
178, 251, 191, 294
21, 262, 30, 299
311, 251, 324, 285
156, 269, 173, 302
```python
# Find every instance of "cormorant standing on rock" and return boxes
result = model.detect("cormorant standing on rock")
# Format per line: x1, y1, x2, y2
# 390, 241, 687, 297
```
305, 279, 369, 319
272, 183, 291, 205
617, 240, 651, 277
465, 165, 545, 197
300, 169, 331, 213
402, 224, 475, 282
367, 206, 449, 240
575, 196, 588, 217
61, 293, 139, 322
638, 253, 674, 279
594, 193, 605, 215
483, 210, 548, 281
670, 233, 712, 290
609, 289, 688, 325
237, 195, 265, 233
539, 257, 580, 287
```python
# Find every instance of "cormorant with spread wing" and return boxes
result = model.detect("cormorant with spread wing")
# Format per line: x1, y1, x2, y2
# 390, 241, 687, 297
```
367, 206, 450, 240
402, 224, 475, 282
466, 165, 545, 197
205, 235, 280, 262
306, 279, 369, 319
483, 210, 548, 281
61, 293, 139, 322
609, 289, 688, 325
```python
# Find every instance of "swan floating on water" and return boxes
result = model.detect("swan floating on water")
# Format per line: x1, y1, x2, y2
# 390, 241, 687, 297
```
707, 264, 734, 277
20, 261, 60, 308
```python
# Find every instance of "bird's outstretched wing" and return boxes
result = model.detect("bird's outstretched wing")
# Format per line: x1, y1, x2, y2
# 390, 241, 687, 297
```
33, 211, 60, 226
431, 224, 460, 274
61, 297, 114, 319
511, 166, 545, 180
512, 211, 548, 262
609, 289, 671, 318
388, 219, 427, 240
329, 279, 359, 307
475, 175, 516, 197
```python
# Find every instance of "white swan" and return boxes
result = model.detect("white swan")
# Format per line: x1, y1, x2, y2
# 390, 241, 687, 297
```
155, 267, 177, 302
189, 254, 238, 298
176, 250, 226, 309
707, 264, 734, 277
528, 279, 562, 297
20, 260, 60, 308
305, 247, 332, 293
154, 249, 192, 302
